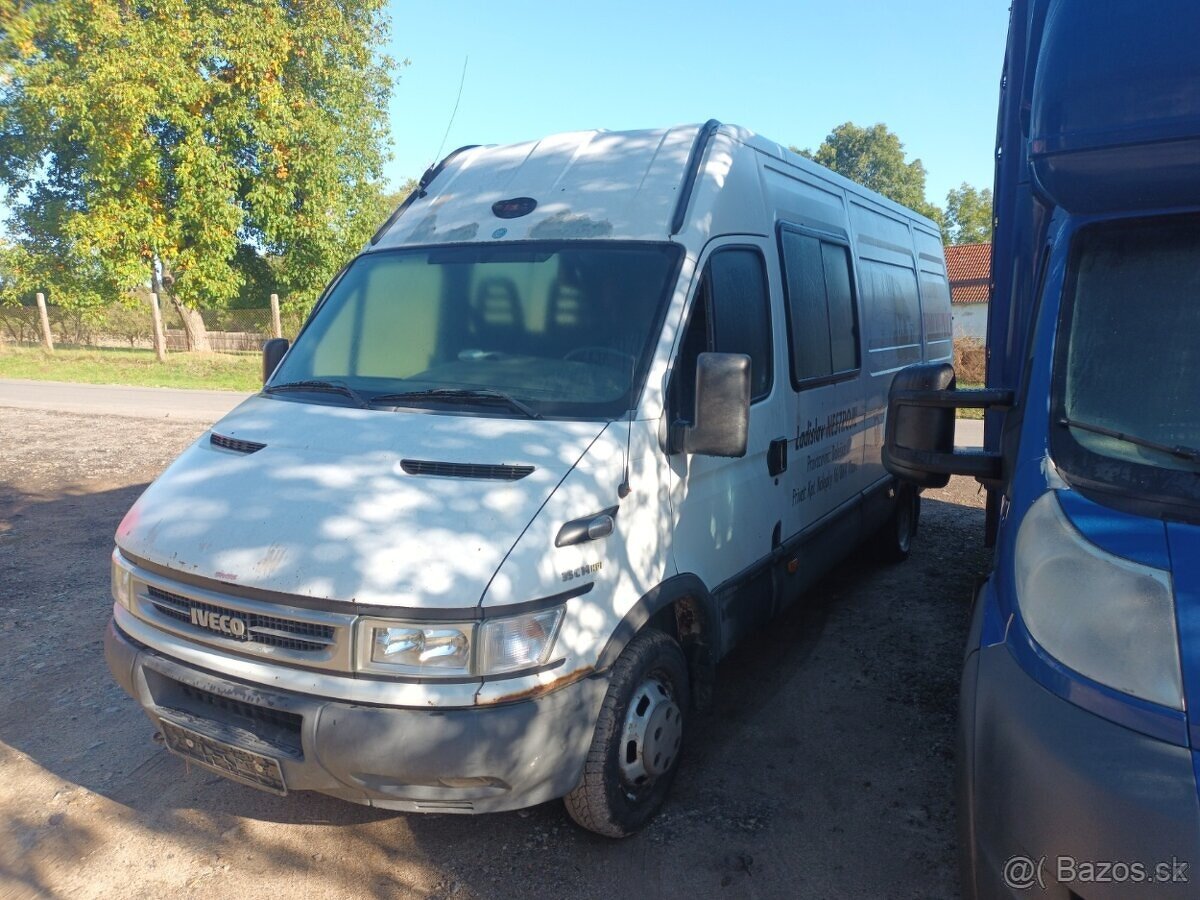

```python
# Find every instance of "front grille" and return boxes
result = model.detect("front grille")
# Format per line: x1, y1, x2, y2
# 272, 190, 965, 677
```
146, 670, 304, 759
176, 681, 303, 737
147, 585, 335, 653
400, 458, 534, 480
210, 433, 266, 454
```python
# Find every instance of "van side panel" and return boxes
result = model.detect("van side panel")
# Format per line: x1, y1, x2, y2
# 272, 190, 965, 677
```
848, 200, 926, 491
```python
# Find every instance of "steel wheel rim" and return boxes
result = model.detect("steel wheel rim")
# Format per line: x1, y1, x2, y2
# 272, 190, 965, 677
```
618, 673, 682, 793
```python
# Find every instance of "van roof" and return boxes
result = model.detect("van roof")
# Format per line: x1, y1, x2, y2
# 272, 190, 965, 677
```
371, 123, 940, 249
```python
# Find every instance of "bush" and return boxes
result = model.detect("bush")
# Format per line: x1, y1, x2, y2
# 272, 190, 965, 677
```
954, 336, 987, 385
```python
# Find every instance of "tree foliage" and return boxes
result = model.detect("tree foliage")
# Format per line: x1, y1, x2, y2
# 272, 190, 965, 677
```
0, 0, 397, 347
794, 122, 944, 228
944, 182, 993, 245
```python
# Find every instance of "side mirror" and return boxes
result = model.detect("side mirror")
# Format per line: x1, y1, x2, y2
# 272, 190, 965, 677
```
262, 338, 290, 384
883, 362, 1013, 488
669, 352, 750, 458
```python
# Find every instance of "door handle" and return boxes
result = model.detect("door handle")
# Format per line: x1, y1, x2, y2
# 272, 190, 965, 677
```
768, 437, 788, 476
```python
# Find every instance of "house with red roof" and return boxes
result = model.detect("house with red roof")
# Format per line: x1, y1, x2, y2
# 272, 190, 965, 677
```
945, 242, 991, 339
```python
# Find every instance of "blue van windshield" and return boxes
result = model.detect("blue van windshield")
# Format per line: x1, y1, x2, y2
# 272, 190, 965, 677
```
1052, 215, 1200, 513
270, 242, 681, 419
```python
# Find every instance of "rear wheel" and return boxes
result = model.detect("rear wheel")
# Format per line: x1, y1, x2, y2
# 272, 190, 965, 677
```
564, 628, 689, 837
876, 483, 920, 563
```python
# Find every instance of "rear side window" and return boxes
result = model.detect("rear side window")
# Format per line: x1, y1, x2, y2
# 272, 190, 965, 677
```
670, 246, 773, 413
859, 259, 923, 373
779, 227, 861, 385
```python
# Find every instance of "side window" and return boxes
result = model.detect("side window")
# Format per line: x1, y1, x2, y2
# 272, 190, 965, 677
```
779, 226, 861, 385
822, 243, 860, 373
669, 246, 773, 418
708, 248, 773, 400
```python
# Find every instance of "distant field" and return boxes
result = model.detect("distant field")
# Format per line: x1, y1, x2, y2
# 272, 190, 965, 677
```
0, 345, 259, 391
956, 382, 984, 419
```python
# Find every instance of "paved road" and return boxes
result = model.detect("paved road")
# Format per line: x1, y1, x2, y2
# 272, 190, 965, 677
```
0, 378, 252, 423
0, 378, 987, 445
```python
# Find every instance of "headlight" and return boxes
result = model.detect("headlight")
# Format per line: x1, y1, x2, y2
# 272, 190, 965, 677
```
111, 549, 134, 609
478, 607, 564, 675
357, 619, 472, 676
1015, 491, 1182, 710
354, 606, 564, 678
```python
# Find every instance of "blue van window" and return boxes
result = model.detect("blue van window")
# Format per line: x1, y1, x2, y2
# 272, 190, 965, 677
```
1063, 217, 1200, 474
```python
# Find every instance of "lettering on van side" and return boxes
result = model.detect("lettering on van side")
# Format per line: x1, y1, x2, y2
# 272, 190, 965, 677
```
561, 561, 602, 583
793, 405, 860, 450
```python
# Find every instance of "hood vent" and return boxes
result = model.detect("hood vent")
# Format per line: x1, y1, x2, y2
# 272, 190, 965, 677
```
211, 433, 267, 454
400, 459, 534, 481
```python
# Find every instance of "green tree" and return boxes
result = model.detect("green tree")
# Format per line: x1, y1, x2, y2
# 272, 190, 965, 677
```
0, 0, 397, 349
944, 182, 993, 245
794, 122, 944, 227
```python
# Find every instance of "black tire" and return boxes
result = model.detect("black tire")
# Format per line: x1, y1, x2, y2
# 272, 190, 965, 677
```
564, 628, 689, 837
875, 483, 920, 563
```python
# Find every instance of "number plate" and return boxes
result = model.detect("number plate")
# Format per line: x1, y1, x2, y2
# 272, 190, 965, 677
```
160, 718, 287, 795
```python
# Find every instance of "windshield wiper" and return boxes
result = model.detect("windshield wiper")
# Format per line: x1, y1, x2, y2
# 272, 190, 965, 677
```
371, 388, 542, 420
1058, 416, 1200, 464
264, 379, 370, 409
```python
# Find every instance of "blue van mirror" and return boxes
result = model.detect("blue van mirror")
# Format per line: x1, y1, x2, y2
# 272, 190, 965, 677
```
883, 362, 1013, 488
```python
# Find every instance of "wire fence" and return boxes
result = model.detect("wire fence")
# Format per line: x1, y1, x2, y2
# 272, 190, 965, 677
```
2, 300, 992, 385
0, 302, 308, 354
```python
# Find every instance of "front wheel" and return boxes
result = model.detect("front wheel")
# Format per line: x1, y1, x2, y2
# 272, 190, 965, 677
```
564, 629, 689, 837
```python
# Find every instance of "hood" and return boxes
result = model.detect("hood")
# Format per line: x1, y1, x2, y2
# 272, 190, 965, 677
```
117, 395, 607, 608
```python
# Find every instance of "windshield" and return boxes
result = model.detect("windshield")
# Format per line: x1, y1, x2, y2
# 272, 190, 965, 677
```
271, 242, 682, 419
1051, 214, 1200, 512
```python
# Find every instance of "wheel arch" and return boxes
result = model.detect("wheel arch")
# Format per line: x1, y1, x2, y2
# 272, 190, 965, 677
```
594, 574, 722, 710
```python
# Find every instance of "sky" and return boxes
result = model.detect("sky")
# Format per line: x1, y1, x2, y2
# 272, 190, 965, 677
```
382, 0, 1013, 206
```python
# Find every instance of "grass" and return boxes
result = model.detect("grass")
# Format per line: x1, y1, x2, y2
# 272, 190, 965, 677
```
0, 345, 260, 392
956, 382, 984, 419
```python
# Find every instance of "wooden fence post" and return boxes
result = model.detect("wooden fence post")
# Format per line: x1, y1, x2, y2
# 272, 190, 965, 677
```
270, 293, 283, 339
149, 292, 167, 363
35, 292, 54, 352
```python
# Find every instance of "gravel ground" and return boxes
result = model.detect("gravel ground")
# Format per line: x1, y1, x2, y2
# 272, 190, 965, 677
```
0, 407, 991, 899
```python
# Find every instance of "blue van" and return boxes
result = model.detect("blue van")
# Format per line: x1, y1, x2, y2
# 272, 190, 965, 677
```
882, 1, 1200, 896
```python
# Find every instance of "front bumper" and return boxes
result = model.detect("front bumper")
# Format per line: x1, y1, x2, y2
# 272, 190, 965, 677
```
963, 638, 1200, 899
106, 619, 607, 813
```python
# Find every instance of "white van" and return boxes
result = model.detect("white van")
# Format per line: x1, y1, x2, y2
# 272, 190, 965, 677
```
106, 122, 951, 836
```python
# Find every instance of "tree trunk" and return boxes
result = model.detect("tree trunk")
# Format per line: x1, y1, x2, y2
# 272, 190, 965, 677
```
168, 296, 212, 352
153, 256, 211, 352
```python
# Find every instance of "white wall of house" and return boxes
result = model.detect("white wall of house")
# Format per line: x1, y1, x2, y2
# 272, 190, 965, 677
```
953, 303, 988, 340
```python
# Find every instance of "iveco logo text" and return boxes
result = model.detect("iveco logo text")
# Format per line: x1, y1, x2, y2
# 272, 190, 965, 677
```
190, 609, 248, 638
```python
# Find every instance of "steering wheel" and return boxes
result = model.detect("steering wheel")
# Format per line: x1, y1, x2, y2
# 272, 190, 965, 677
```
564, 346, 637, 371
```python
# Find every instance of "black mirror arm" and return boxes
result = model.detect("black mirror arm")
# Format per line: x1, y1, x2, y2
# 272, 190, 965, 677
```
885, 387, 1016, 488
889, 387, 1015, 411
885, 443, 1005, 485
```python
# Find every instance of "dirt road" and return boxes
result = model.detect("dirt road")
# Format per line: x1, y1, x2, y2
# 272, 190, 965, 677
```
0, 407, 991, 899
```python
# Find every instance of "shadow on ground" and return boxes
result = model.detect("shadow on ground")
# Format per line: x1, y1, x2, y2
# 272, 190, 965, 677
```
0, 473, 989, 899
